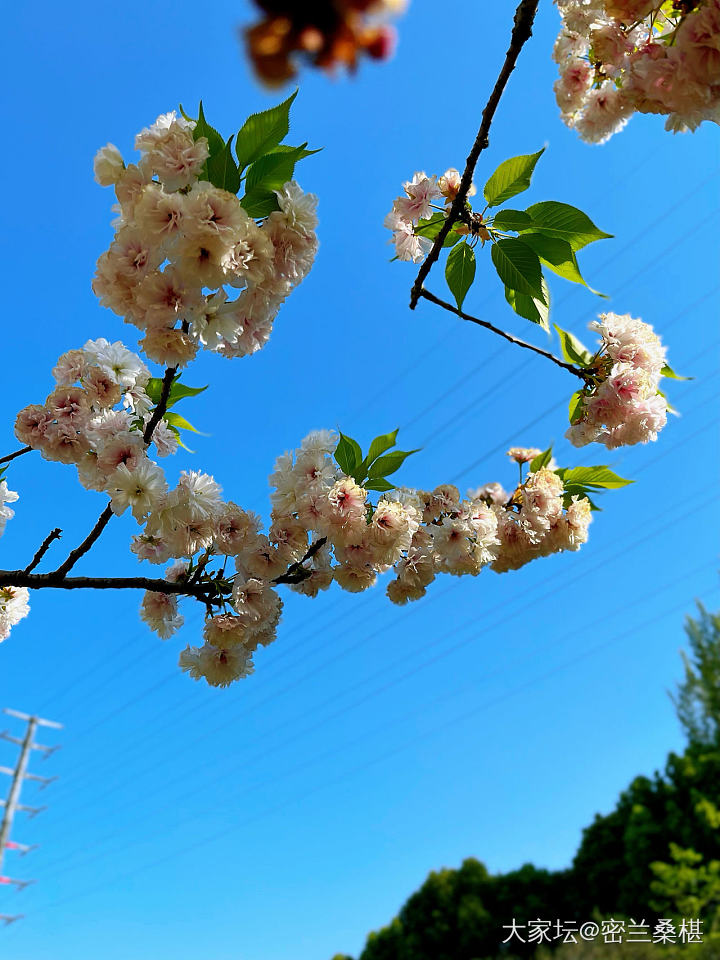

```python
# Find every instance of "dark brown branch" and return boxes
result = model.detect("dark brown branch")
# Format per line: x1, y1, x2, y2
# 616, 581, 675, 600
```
0, 569, 214, 599
24, 528, 62, 574
409, 0, 541, 309
418, 289, 588, 380
51, 504, 114, 578
0, 446, 32, 467
273, 537, 328, 585
143, 365, 178, 444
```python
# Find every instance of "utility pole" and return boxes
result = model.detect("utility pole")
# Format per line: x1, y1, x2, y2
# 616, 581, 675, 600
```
0, 708, 61, 926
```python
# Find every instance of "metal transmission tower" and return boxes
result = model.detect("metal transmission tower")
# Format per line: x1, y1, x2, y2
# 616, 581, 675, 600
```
0, 708, 62, 926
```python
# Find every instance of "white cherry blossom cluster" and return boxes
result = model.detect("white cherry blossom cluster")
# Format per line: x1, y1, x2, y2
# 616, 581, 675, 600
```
132, 431, 593, 688
92, 111, 318, 365
554, 0, 720, 143
384, 169, 473, 262
0, 483, 28, 642
14, 339, 177, 488
0, 587, 30, 643
0, 480, 19, 537
566, 312, 668, 448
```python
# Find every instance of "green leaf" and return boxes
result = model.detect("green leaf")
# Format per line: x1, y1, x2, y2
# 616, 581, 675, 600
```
368, 449, 420, 480
244, 143, 308, 194
165, 422, 195, 453
491, 238, 545, 301
365, 478, 395, 492
554, 324, 594, 366
192, 102, 225, 158
522, 201, 612, 251
166, 381, 208, 408
267, 143, 322, 160
483, 149, 545, 208
414, 213, 462, 248
239, 189, 281, 219
661, 363, 692, 381
568, 390, 585, 425
163, 411, 207, 436
491, 209, 535, 232
657, 387, 680, 416
366, 429, 399, 467
557, 466, 633, 489
504, 276, 550, 332
445, 242, 476, 310
235, 90, 298, 171
520, 233, 604, 295
145, 377, 164, 405
334, 433, 363, 478
529, 446, 553, 472
206, 135, 241, 194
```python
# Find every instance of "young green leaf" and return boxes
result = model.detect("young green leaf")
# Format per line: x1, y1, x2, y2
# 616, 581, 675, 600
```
163, 411, 207, 436
445, 242, 476, 310
522, 201, 612, 251
491, 209, 535, 232
414, 213, 462, 247
365, 478, 396, 493
334, 433, 363, 478
491, 238, 545, 302
558, 465, 633, 489
661, 363, 692, 381
504, 276, 550, 331
568, 390, 585, 424
529, 446, 553, 472
240, 189, 281, 219
266, 143, 322, 160
519, 233, 604, 295
367, 448, 420, 480
554, 324, 594, 366
235, 90, 298, 171
166, 381, 208, 408
192, 102, 225, 158
244, 143, 308, 194
483, 149, 545, 208
206, 135, 241, 194
366, 429, 399, 467
563, 487, 602, 511
145, 377, 164, 405
657, 387, 680, 416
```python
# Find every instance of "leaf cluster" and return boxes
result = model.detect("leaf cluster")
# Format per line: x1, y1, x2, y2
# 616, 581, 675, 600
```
333, 429, 420, 492
180, 94, 320, 217
433, 149, 611, 338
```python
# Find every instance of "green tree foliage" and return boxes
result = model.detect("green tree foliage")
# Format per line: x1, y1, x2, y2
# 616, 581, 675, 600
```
671, 604, 720, 748
336, 604, 720, 960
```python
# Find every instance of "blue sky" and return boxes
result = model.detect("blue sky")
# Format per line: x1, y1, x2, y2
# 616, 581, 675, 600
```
0, 1, 718, 958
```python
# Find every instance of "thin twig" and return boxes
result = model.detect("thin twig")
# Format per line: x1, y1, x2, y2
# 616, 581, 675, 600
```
409, 0, 541, 310
418, 289, 588, 380
50, 504, 114, 578
273, 537, 328, 585
23, 528, 62, 574
0, 446, 32, 467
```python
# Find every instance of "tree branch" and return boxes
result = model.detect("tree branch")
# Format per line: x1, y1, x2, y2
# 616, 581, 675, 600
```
409, 0, 541, 309
0, 446, 32, 467
418, 289, 589, 380
23, 528, 62, 574
0, 569, 214, 599
143, 365, 178, 444
273, 537, 328, 585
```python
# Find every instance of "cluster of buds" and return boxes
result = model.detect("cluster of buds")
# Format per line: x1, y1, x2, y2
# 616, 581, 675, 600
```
92, 111, 318, 366
566, 312, 668, 448
554, 0, 720, 142
244, 0, 406, 87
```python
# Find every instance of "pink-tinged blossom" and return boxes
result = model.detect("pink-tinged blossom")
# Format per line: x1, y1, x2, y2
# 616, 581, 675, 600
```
0, 587, 30, 642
